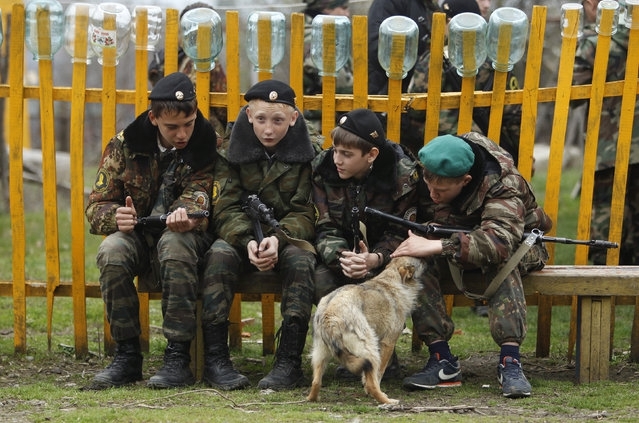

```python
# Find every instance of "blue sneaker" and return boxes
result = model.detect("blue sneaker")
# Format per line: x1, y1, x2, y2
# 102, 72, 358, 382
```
402, 353, 462, 390
498, 357, 532, 398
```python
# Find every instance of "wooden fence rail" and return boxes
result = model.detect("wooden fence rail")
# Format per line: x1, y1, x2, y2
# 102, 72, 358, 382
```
1, 3, 637, 361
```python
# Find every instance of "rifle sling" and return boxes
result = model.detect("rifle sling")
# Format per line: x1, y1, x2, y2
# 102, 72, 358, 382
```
447, 229, 543, 300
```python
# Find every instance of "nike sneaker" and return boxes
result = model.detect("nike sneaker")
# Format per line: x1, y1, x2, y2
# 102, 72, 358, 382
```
402, 353, 462, 390
498, 356, 532, 398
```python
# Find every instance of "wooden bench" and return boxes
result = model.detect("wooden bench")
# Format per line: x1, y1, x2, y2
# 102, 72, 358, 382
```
218, 265, 639, 384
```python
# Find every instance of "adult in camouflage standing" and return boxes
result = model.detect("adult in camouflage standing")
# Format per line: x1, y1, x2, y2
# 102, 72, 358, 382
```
312, 108, 423, 380
302, 0, 353, 131
201, 80, 317, 391
572, 4, 639, 265
403, 0, 522, 162
392, 133, 552, 398
85, 72, 221, 390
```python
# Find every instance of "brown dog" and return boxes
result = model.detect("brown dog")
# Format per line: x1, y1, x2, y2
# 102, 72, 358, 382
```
307, 256, 424, 405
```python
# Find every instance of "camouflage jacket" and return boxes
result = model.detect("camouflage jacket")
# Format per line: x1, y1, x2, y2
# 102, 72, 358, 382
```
406, 53, 522, 164
213, 106, 317, 250
86, 109, 220, 235
312, 142, 422, 272
573, 25, 639, 170
421, 132, 552, 271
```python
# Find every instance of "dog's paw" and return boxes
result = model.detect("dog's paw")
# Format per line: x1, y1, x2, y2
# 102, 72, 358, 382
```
379, 399, 400, 408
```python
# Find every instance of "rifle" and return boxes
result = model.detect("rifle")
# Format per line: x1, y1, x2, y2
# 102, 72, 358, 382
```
241, 193, 280, 243
364, 206, 619, 249
136, 210, 209, 227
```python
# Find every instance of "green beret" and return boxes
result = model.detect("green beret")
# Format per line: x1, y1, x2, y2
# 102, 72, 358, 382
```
244, 79, 296, 108
337, 108, 387, 148
418, 135, 475, 177
148, 72, 195, 101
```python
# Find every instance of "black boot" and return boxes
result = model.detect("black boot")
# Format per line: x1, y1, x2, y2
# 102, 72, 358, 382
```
147, 341, 195, 389
202, 322, 250, 390
257, 318, 308, 390
90, 338, 143, 389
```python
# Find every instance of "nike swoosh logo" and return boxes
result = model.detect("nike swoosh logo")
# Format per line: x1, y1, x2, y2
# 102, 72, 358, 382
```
439, 368, 461, 380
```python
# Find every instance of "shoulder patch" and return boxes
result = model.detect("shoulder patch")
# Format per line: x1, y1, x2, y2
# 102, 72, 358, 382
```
94, 170, 109, 192
211, 181, 221, 205
403, 206, 417, 223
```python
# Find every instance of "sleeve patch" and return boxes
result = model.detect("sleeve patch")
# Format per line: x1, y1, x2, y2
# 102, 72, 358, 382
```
94, 170, 109, 192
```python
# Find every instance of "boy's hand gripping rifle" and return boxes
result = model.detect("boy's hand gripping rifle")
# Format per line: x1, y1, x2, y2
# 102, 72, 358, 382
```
136, 210, 210, 228
241, 193, 280, 243
363, 206, 619, 249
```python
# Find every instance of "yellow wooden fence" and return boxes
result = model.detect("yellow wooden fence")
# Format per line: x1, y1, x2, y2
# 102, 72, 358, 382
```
1, 3, 637, 359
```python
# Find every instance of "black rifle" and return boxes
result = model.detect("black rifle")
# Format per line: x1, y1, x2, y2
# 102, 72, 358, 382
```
241, 193, 280, 243
364, 206, 619, 249
136, 210, 209, 227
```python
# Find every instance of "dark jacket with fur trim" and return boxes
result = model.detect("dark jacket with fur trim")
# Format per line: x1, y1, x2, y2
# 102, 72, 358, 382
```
213, 106, 317, 250
312, 141, 422, 272
86, 109, 219, 235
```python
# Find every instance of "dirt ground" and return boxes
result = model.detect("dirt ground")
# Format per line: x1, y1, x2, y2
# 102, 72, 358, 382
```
2, 345, 639, 421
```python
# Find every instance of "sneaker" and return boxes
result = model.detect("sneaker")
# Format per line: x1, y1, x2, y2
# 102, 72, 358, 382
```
402, 353, 462, 390
498, 357, 532, 398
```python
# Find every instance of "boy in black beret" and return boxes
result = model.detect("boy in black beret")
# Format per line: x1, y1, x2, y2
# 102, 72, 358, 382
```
200, 79, 317, 390
86, 72, 224, 389
311, 108, 423, 380
392, 132, 552, 398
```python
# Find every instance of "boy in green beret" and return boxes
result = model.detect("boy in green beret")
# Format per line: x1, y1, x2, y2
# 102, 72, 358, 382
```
200, 79, 317, 391
392, 133, 552, 398
85, 72, 222, 390
312, 108, 423, 379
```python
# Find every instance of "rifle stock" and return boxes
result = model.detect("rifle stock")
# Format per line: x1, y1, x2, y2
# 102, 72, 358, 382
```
363, 207, 618, 249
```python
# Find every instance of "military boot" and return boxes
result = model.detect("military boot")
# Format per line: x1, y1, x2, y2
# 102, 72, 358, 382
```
202, 322, 250, 390
257, 317, 308, 390
147, 341, 195, 389
91, 337, 143, 389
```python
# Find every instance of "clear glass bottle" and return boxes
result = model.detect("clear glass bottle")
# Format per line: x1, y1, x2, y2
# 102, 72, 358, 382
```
131, 6, 163, 51
25, 0, 65, 61
310, 14, 351, 77
89, 2, 132, 66
487, 7, 529, 72
448, 12, 487, 77
180, 7, 223, 72
377, 15, 418, 80
246, 11, 286, 73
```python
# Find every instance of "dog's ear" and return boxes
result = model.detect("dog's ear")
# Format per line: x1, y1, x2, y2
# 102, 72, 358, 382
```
399, 264, 415, 282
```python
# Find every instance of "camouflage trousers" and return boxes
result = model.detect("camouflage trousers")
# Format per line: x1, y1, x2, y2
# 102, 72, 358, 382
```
411, 258, 529, 347
201, 239, 316, 326
96, 230, 213, 342
590, 165, 639, 265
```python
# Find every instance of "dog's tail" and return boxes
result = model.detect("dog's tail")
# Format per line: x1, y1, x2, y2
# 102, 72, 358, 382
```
320, 315, 380, 375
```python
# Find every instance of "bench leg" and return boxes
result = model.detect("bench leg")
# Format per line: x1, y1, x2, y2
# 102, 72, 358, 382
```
229, 294, 243, 351
262, 294, 276, 355
190, 299, 204, 381
577, 296, 611, 383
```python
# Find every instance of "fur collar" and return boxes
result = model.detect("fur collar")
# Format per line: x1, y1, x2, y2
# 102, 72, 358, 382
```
226, 106, 315, 164
122, 109, 217, 171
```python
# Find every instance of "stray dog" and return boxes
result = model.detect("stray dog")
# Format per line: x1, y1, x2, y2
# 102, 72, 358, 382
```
307, 256, 424, 405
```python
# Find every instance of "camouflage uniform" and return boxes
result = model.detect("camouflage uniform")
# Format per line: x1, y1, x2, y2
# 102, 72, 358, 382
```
202, 105, 317, 327
404, 53, 522, 161
412, 132, 552, 346
573, 25, 639, 265
86, 109, 220, 343
312, 142, 423, 301
148, 48, 228, 140
303, 13, 354, 131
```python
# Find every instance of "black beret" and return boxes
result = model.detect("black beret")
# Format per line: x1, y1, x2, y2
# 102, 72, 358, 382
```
337, 108, 387, 148
244, 79, 296, 108
148, 72, 196, 101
